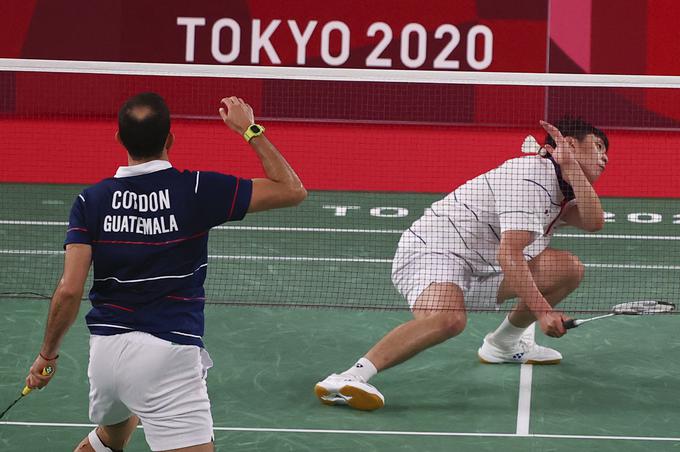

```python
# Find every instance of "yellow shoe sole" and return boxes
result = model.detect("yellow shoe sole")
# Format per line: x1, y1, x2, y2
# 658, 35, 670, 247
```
479, 357, 561, 365
314, 384, 384, 411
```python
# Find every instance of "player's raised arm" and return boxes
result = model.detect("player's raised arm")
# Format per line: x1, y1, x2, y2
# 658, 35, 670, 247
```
497, 230, 567, 337
540, 120, 605, 232
219, 96, 307, 213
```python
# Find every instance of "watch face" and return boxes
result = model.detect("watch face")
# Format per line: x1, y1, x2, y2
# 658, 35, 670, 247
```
250, 125, 261, 133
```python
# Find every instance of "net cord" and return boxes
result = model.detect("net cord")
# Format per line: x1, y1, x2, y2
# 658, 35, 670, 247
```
2, 58, 680, 88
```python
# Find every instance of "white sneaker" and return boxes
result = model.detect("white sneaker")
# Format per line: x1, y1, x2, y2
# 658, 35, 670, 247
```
477, 333, 562, 364
314, 373, 385, 411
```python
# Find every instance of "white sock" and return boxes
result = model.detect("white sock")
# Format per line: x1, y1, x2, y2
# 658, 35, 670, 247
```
88, 429, 113, 452
342, 357, 377, 382
489, 316, 530, 348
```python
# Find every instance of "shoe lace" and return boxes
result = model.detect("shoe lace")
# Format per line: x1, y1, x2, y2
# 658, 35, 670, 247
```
337, 373, 365, 383
517, 336, 536, 352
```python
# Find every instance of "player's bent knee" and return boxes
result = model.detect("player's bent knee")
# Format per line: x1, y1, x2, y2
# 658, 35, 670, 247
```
564, 253, 585, 287
432, 311, 467, 338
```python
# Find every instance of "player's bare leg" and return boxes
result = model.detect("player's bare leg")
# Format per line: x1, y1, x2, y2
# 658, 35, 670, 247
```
315, 282, 466, 410
74, 415, 213, 451
74, 416, 138, 451
365, 282, 466, 371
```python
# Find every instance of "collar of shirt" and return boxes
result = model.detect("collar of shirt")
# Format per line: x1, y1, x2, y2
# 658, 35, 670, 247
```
542, 153, 575, 202
114, 160, 172, 178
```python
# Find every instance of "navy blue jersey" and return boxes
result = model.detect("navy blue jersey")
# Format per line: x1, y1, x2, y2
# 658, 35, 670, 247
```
65, 160, 253, 347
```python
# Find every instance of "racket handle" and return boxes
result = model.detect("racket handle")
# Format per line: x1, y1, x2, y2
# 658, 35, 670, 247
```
22, 366, 54, 396
563, 319, 578, 329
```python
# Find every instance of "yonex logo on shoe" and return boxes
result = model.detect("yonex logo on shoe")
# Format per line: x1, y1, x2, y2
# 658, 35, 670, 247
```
512, 353, 525, 360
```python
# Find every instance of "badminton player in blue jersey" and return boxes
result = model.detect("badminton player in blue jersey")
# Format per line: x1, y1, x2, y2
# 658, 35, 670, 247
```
25, 93, 306, 451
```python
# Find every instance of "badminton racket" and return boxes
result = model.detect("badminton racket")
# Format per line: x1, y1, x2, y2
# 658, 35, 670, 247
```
0, 366, 53, 420
563, 300, 675, 329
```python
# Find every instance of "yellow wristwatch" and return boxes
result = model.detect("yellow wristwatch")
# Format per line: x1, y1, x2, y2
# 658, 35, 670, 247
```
243, 124, 265, 142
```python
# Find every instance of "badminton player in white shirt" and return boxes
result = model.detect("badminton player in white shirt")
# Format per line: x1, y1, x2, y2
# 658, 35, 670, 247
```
316, 118, 609, 411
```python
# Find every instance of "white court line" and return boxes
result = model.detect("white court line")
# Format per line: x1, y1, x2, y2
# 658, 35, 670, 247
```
0, 249, 678, 270
516, 324, 535, 436
0, 220, 678, 241
216, 225, 404, 234
209, 256, 680, 270
0, 220, 69, 226
209, 255, 392, 263
1, 421, 679, 442
585, 263, 680, 270
0, 250, 65, 255
553, 233, 680, 241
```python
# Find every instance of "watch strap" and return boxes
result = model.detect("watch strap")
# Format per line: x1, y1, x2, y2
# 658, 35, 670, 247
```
243, 124, 265, 142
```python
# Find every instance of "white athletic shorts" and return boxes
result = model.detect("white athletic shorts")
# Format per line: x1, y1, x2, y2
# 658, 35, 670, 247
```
392, 248, 503, 311
88, 332, 214, 451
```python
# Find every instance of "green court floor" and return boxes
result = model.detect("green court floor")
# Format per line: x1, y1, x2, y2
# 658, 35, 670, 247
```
1, 304, 679, 451
1, 185, 679, 451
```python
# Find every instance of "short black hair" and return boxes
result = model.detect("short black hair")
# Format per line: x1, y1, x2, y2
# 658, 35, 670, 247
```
118, 92, 171, 159
545, 117, 609, 151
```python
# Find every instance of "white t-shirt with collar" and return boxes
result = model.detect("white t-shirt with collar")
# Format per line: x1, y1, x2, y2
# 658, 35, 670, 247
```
402, 155, 574, 274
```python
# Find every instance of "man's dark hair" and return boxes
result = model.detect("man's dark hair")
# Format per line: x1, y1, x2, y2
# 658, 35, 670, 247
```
545, 117, 609, 151
118, 92, 171, 159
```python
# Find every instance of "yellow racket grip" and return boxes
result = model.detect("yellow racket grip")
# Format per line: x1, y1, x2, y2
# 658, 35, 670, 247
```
21, 366, 54, 396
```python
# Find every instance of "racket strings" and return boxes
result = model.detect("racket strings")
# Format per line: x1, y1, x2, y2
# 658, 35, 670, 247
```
611, 300, 675, 315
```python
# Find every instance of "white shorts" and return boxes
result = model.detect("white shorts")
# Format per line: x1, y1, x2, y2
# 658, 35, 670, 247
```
392, 248, 503, 311
88, 332, 214, 451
